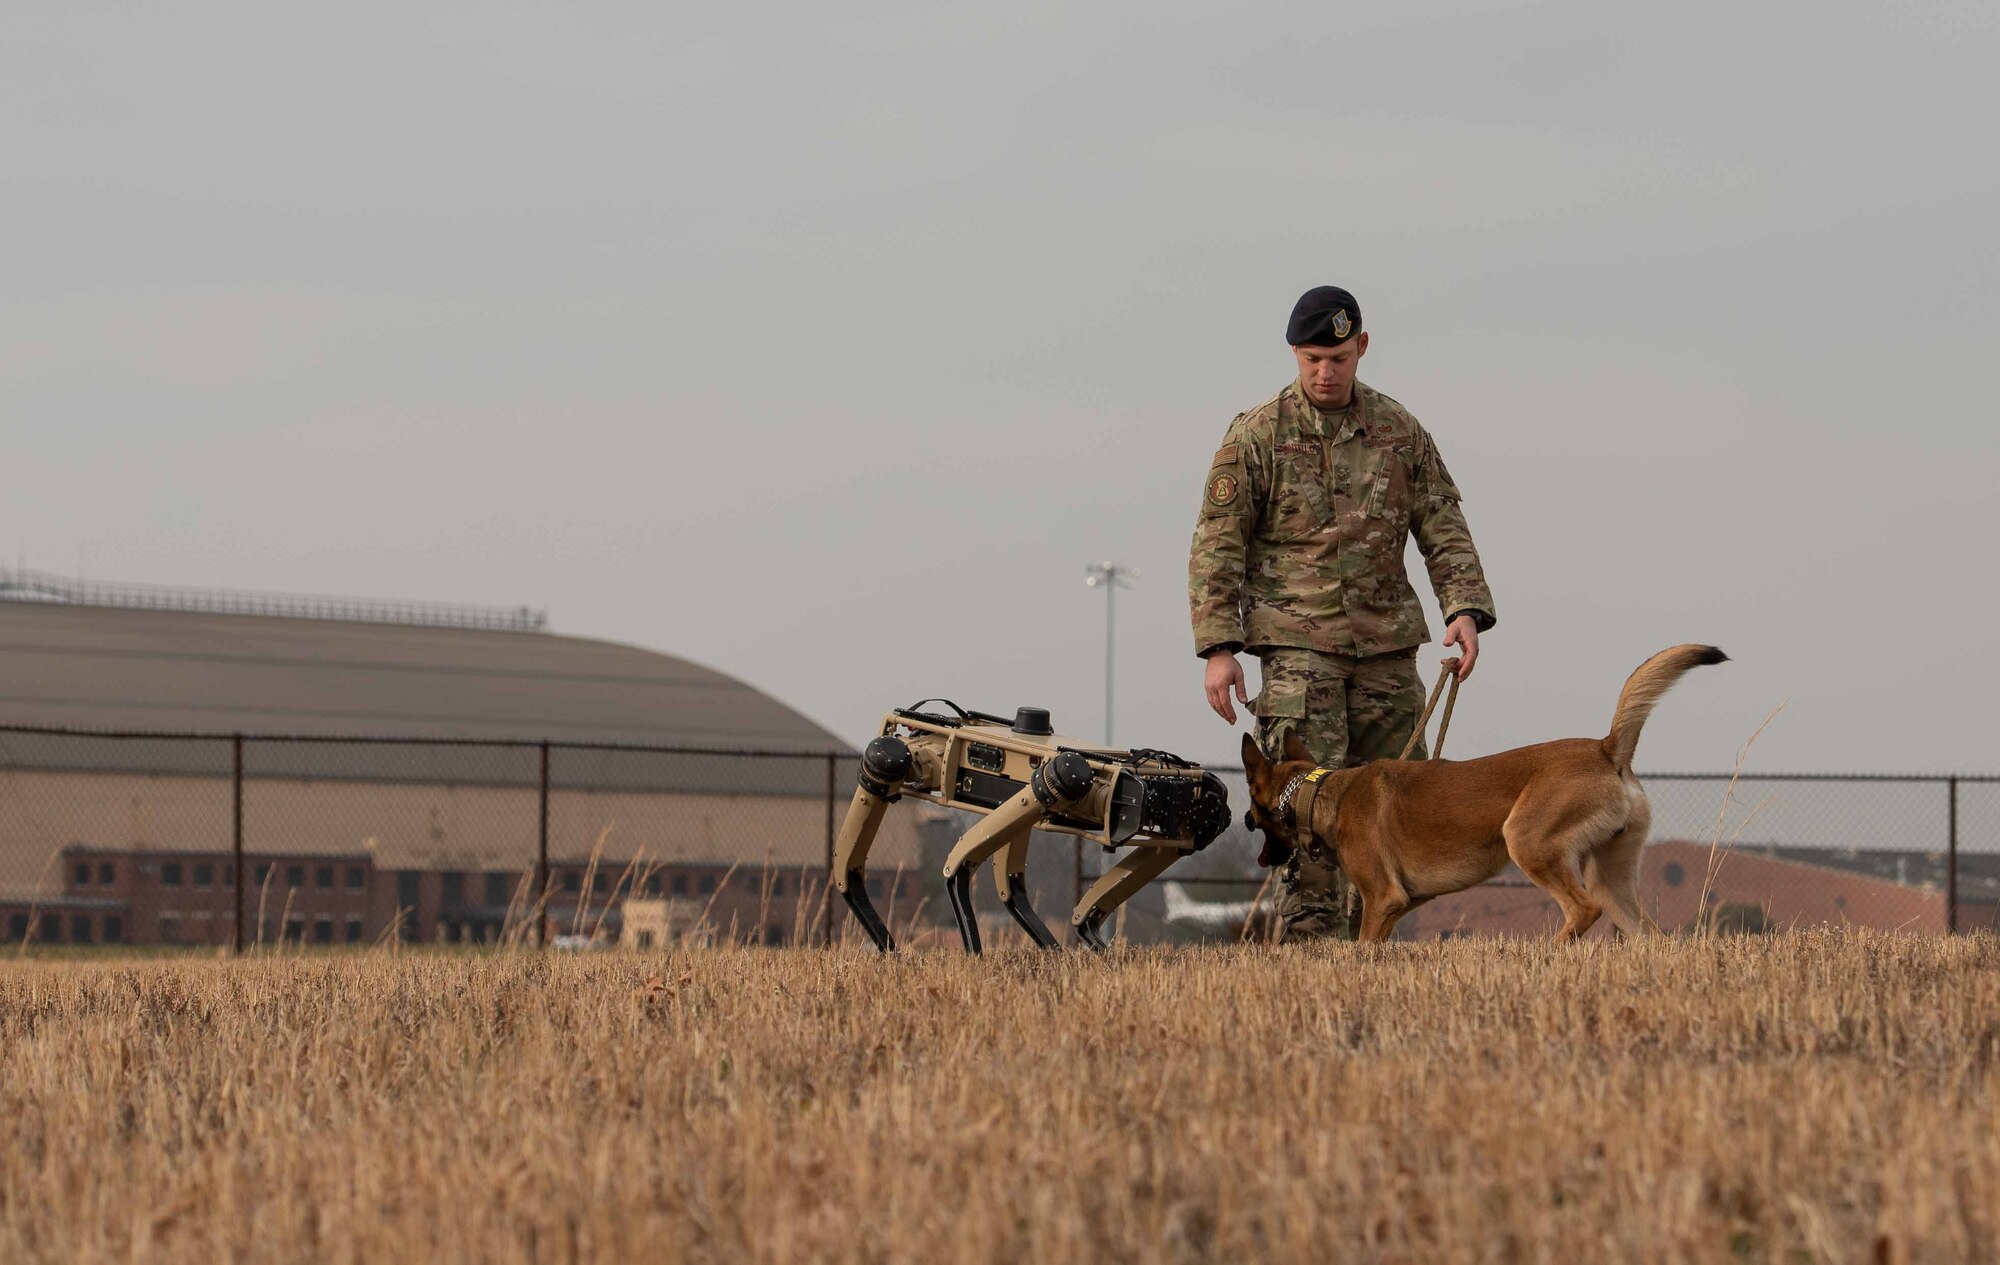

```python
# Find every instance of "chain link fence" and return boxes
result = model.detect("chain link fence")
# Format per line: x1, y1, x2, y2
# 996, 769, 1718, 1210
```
1, 726, 1992, 949
0, 727, 914, 951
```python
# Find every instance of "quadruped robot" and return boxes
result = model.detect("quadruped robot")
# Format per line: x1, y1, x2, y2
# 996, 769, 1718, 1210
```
831, 701, 1232, 953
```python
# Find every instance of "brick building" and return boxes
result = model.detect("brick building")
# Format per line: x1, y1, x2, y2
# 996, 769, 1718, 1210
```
8, 841, 915, 949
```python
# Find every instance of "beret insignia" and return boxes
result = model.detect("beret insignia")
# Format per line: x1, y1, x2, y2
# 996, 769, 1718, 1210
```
1331, 309, 1351, 339
1207, 472, 1239, 506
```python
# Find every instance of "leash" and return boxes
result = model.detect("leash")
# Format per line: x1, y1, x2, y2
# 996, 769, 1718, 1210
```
1397, 656, 1465, 761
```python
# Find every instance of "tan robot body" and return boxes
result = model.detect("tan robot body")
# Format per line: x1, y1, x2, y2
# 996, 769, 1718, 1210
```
831, 703, 1230, 953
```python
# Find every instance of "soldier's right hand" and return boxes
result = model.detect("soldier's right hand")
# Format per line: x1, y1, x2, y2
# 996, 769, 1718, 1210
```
1203, 652, 1250, 724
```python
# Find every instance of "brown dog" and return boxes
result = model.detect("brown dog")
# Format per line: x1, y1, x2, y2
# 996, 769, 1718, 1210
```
1241, 644, 1727, 942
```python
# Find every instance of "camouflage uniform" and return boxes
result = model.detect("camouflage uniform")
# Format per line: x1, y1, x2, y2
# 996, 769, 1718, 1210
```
1188, 379, 1495, 940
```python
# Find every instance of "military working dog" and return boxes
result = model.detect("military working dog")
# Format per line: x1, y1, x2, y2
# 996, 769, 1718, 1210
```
1241, 644, 1727, 942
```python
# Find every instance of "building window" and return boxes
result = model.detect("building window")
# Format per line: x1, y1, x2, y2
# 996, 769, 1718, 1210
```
867, 877, 883, 898
345, 917, 365, 944
346, 867, 365, 890
284, 917, 305, 943
223, 864, 234, 888
162, 862, 183, 887
671, 874, 689, 897
194, 862, 214, 888
7, 914, 26, 940
763, 925, 783, 947
642, 875, 661, 897
286, 865, 305, 890
256, 863, 273, 887
99, 861, 116, 884
103, 915, 123, 943
159, 915, 180, 944
316, 865, 334, 890
442, 872, 465, 905
771, 875, 785, 897
74, 861, 91, 886
313, 917, 333, 944
69, 915, 92, 943
485, 872, 513, 905
562, 872, 581, 893
1662, 862, 1686, 888
591, 872, 606, 895
396, 871, 422, 909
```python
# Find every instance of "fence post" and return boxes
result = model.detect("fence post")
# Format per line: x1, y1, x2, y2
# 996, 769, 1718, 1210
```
1948, 775, 1959, 935
536, 741, 551, 950
232, 733, 245, 956
824, 753, 837, 947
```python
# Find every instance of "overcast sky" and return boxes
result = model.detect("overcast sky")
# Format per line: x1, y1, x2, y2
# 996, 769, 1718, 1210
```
5, 0, 1996, 780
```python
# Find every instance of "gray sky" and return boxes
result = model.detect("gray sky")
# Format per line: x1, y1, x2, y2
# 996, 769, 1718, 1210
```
5, 0, 1997, 777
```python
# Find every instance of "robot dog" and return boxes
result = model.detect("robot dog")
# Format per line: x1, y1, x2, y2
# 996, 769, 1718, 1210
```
832, 701, 1231, 953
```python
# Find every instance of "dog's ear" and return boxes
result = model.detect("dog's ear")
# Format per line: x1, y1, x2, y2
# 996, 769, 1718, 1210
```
1240, 732, 1265, 778
1282, 730, 1310, 766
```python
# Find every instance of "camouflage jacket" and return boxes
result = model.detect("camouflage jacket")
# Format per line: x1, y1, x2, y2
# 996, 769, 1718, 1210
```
1187, 380, 1495, 658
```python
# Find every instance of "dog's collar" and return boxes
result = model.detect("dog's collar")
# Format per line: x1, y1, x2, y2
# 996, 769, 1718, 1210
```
1277, 766, 1338, 845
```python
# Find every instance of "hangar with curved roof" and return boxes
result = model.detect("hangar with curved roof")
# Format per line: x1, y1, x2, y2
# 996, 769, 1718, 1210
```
0, 595, 842, 750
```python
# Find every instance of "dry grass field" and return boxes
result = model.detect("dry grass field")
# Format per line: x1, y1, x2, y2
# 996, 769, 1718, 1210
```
2, 932, 1996, 1264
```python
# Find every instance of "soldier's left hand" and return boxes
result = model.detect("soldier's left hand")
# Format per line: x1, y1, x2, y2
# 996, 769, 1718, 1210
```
1442, 616, 1480, 681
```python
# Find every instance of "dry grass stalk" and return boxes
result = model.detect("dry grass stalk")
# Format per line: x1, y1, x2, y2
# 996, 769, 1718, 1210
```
253, 861, 277, 951
688, 860, 742, 948
588, 847, 647, 945
1695, 702, 1786, 938
571, 823, 616, 939
13, 849, 61, 953
1238, 868, 1279, 944
273, 886, 297, 954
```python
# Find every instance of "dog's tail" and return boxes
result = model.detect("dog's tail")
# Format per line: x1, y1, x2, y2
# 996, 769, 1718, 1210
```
1603, 644, 1728, 774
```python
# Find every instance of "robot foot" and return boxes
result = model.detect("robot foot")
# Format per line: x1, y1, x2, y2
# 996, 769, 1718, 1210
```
946, 867, 983, 955
1074, 910, 1111, 952
999, 890, 1061, 950
838, 877, 896, 953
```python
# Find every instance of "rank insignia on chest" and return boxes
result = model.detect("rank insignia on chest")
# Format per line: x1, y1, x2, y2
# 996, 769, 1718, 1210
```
1331, 309, 1352, 339
1207, 472, 1239, 505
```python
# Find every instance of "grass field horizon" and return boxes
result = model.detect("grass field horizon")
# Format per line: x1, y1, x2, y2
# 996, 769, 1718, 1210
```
3, 931, 1995, 1263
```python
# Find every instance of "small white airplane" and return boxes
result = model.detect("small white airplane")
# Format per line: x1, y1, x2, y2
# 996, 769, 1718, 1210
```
1160, 881, 1271, 932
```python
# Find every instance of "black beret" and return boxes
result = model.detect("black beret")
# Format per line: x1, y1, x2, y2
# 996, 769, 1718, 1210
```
1286, 286, 1362, 347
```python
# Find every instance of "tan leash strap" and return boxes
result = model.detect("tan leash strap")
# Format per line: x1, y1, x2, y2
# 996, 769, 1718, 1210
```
1396, 669, 1449, 760
1397, 657, 1465, 761
1433, 667, 1462, 760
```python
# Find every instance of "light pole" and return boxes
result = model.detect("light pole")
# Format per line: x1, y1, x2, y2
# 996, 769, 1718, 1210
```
1080, 562, 1135, 912
1084, 561, 1135, 744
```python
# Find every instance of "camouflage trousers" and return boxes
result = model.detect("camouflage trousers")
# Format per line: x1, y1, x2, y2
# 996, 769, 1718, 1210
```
1251, 646, 1427, 943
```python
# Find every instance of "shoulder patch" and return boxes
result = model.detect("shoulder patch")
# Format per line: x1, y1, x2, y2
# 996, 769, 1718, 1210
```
1206, 470, 1241, 507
